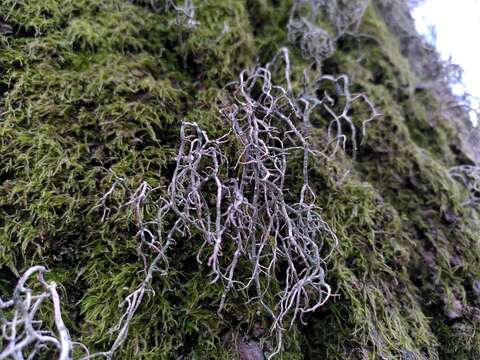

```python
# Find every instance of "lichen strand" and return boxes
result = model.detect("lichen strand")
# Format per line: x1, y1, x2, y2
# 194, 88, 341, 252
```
1, 0, 480, 359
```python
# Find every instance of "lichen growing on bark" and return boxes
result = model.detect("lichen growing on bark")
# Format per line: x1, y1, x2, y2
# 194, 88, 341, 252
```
1, 0, 480, 359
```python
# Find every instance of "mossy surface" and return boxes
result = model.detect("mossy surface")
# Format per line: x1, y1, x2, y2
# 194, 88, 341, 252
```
1, 0, 480, 359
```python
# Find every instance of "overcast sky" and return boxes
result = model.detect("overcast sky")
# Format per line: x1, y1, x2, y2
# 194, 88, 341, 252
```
411, 0, 480, 125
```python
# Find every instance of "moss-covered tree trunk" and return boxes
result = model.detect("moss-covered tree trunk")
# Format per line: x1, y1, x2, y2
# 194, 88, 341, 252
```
1, 0, 479, 359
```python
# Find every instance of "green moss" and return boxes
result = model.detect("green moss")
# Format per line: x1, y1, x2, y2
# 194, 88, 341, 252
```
305, 176, 437, 359
2, 0, 480, 358
1, 0, 74, 35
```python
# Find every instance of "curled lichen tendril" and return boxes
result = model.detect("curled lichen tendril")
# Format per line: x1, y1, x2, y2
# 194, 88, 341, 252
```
0, 266, 79, 360
449, 165, 480, 208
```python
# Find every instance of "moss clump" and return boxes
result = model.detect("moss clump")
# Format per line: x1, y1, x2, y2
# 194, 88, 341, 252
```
1, 0, 480, 358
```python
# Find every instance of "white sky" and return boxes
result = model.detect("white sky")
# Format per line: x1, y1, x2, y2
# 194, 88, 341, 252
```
411, 0, 480, 126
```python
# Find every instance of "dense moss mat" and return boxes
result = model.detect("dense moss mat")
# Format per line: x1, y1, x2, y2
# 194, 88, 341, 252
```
1, 0, 480, 358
